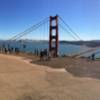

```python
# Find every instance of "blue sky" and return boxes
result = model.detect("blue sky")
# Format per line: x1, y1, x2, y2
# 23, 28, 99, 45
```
0, 0, 100, 40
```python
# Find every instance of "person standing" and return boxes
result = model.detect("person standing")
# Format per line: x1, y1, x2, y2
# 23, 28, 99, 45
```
91, 53, 95, 61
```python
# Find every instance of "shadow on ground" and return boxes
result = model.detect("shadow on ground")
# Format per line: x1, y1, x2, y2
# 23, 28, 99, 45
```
32, 57, 100, 80
66, 59, 100, 79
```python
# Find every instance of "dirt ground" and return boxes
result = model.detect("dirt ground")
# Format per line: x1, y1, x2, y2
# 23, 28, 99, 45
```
0, 54, 100, 100
33, 57, 100, 79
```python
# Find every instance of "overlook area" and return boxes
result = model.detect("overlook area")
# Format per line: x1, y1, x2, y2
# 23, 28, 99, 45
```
0, 0, 100, 100
0, 54, 100, 100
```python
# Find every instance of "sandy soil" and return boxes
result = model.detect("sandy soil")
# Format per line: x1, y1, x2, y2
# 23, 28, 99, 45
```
0, 54, 100, 100
34, 57, 100, 79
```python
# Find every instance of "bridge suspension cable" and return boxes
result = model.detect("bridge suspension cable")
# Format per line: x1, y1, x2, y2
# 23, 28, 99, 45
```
59, 23, 78, 40
59, 16, 82, 40
7, 15, 100, 57
9, 17, 49, 41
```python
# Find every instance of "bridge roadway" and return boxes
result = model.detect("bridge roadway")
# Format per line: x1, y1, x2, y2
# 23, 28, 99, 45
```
0, 54, 100, 100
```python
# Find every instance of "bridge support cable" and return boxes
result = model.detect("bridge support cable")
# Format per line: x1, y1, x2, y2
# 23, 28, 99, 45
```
9, 17, 49, 41
59, 16, 82, 40
59, 16, 92, 57
59, 24, 78, 40
14, 19, 49, 41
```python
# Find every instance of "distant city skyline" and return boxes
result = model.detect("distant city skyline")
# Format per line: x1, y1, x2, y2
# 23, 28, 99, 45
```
0, 0, 100, 40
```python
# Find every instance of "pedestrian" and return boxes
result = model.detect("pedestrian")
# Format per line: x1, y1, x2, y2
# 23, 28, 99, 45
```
91, 53, 95, 61
40, 51, 43, 61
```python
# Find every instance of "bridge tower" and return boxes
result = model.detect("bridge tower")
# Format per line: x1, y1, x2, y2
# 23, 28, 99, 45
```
49, 15, 59, 57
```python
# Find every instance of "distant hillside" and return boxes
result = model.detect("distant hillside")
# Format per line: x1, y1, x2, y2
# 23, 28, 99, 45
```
20, 40, 100, 47
60, 40, 100, 47
0, 40, 100, 48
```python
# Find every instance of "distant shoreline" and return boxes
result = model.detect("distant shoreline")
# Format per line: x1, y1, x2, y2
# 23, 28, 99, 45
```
0, 39, 100, 47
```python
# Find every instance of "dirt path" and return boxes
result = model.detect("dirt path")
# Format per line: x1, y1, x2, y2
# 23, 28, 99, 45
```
0, 54, 100, 100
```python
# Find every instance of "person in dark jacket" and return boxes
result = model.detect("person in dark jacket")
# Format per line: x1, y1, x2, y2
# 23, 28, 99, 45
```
91, 53, 95, 61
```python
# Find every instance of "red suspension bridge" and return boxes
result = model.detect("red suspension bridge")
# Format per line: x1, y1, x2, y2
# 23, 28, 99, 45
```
8, 15, 100, 57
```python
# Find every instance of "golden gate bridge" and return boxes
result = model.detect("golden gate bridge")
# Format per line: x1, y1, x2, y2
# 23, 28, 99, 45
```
7, 15, 100, 58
